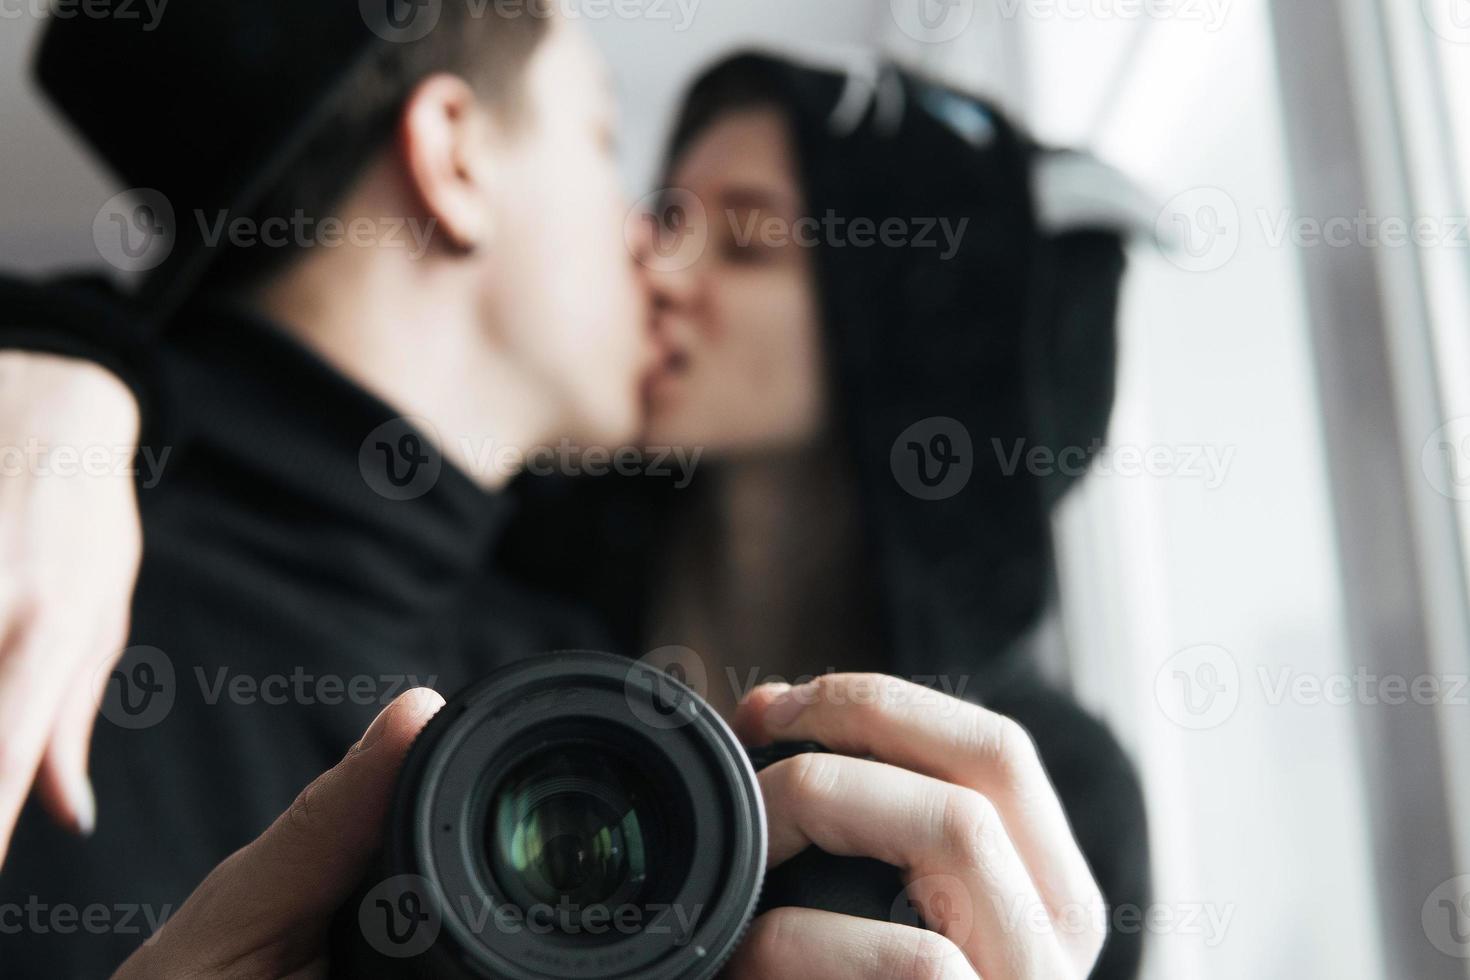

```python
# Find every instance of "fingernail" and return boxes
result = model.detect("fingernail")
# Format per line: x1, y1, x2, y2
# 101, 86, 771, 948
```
765, 683, 812, 729
355, 700, 398, 755
354, 689, 438, 756
753, 682, 791, 705
68, 775, 96, 838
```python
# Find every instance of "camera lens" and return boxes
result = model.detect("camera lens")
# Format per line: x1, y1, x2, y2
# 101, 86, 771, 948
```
347, 651, 766, 980
487, 743, 656, 914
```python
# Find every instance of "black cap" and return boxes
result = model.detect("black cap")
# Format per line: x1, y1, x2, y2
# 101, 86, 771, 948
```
33, 1, 416, 314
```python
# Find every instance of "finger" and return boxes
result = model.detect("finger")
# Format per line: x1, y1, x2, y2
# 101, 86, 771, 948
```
33, 689, 100, 838
33, 600, 129, 837
738, 675, 1100, 934
121, 688, 444, 977
724, 906, 979, 980
758, 753, 1070, 979
0, 604, 75, 865
33, 661, 111, 837
217, 688, 444, 916
732, 681, 789, 745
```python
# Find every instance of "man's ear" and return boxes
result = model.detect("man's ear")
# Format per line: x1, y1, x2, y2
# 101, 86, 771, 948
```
398, 74, 497, 252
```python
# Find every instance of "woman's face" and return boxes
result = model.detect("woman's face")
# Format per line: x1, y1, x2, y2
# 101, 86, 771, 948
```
640, 108, 829, 456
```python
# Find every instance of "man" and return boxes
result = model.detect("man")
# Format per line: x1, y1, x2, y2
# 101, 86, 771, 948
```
0, 5, 1109, 978
0, 3, 650, 972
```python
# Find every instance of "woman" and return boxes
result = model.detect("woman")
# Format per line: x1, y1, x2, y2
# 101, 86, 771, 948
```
506, 51, 1149, 978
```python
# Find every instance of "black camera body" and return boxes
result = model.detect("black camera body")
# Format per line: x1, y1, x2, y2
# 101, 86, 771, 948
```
330, 652, 912, 979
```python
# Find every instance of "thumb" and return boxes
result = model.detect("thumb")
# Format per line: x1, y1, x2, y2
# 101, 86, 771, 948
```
119, 688, 444, 977
243, 687, 445, 918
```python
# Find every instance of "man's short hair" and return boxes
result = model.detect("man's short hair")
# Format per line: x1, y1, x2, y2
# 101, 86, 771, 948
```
203, 0, 553, 293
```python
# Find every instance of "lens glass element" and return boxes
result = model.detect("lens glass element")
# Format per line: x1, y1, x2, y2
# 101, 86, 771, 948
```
488, 743, 657, 913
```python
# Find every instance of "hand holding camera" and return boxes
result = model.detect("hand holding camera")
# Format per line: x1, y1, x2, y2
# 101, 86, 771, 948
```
116, 658, 1104, 980
112, 688, 447, 980
731, 674, 1105, 980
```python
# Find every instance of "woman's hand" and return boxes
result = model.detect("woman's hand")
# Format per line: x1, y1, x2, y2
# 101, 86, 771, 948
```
0, 352, 144, 863
728, 674, 1106, 980
113, 688, 444, 979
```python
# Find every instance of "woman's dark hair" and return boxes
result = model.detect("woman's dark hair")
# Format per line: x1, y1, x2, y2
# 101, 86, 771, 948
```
664, 56, 794, 167
660, 54, 1060, 680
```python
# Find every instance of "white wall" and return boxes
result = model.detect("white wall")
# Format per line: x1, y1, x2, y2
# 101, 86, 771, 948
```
0, 13, 116, 271
1032, 2, 1385, 977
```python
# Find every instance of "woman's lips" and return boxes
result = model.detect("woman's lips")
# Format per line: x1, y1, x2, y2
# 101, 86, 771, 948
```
643, 346, 690, 407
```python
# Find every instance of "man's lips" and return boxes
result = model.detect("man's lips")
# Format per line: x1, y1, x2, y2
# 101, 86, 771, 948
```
642, 342, 690, 405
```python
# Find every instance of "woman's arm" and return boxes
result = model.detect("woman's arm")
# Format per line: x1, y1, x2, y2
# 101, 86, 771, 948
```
0, 274, 158, 862
0, 350, 144, 862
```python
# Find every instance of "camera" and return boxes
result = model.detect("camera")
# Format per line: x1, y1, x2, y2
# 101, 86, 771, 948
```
329, 651, 913, 979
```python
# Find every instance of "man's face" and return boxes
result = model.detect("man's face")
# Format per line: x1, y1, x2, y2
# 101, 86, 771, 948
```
477, 19, 654, 451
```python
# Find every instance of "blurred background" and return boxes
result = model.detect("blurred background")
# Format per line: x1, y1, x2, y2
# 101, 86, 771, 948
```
5, 1, 1470, 977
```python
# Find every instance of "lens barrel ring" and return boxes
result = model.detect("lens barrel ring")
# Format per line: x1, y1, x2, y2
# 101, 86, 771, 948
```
380, 651, 767, 980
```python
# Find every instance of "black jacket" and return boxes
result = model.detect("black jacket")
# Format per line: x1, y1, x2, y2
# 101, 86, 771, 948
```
0, 297, 606, 975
